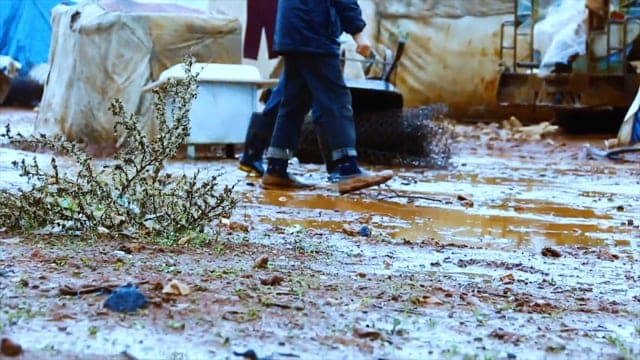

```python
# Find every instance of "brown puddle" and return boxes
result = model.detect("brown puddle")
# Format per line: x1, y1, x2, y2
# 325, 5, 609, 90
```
246, 163, 639, 249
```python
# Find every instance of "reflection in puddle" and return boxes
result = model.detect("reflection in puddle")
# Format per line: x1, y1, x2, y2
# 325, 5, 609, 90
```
254, 188, 637, 248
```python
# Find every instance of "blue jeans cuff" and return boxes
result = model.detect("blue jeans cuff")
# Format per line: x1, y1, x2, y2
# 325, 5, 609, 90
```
266, 147, 295, 160
331, 148, 358, 161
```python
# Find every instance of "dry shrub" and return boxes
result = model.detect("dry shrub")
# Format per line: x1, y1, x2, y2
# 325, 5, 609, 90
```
0, 57, 237, 239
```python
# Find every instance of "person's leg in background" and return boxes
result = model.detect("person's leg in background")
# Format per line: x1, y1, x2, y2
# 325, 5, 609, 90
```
262, 55, 315, 189
263, 53, 393, 193
238, 84, 282, 175
239, 78, 335, 177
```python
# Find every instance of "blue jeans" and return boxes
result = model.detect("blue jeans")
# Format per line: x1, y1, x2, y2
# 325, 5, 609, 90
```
266, 53, 357, 162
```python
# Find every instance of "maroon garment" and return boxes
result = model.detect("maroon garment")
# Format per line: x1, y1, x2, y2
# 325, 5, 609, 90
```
243, 0, 278, 59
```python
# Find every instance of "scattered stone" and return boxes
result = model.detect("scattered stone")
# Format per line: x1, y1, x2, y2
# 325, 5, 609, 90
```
260, 274, 285, 286
1, 337, 22, 357
541, 247, 562, 258
104, 284, 148, 313
162, 279, 190, 296
253, 255, 269, 269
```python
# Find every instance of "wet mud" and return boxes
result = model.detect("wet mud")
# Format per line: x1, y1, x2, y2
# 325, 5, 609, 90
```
0, 108, 639, 359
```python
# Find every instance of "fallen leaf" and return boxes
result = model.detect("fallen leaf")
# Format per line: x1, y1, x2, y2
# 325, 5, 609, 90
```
1, 338, 22, 357
489, 328, 521, 344
229, 221, 250, 233
341, 225, 359, 236
119, 243, 144, 254
596, 249, 620, 261
410, 294, 444, 306
541, 247, 562, 258
162, 280, 190, 296
166, 320, 185, 331
353, 326, 383, 341
460, 200, 474, 208
500, 273, 515, 284
357, 214, 372, 224
253, 255, 269, 269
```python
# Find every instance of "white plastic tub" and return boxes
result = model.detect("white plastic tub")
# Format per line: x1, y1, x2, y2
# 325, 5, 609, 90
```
158, 63, 263, 145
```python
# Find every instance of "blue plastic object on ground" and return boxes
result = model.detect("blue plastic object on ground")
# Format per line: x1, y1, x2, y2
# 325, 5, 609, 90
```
103, 284, 148, 313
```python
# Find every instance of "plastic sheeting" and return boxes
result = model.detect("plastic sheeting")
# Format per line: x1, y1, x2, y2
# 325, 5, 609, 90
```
34, 0, 242, 155
0, 0, 71, 76
618, 86, 640, 146
534, 0, 588, 76
375, 0, 513, 18
374, 0, 520, 114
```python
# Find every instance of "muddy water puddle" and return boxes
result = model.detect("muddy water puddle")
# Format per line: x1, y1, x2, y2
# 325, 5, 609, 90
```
247, 167, 638, 249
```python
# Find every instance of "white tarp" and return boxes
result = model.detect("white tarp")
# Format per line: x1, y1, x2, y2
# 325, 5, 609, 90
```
35, 0, 241, 155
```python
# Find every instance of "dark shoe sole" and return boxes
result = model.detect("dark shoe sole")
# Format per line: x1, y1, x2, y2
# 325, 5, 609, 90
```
338, 170, 394, 195
261, 174, 315, 190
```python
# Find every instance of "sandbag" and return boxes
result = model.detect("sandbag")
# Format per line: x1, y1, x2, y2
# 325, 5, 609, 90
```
35, 0, 241, 155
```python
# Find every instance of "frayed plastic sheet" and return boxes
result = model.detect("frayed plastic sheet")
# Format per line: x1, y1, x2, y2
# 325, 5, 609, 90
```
533, 0, 588, 77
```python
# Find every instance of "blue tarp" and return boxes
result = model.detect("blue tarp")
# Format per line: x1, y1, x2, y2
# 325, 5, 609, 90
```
633, 111, 640, 144
0, 0, 74, 76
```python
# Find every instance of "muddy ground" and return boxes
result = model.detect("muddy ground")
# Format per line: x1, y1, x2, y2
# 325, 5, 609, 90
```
0, 108, 639, 360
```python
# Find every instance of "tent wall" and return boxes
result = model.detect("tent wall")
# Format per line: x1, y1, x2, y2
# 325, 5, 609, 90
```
211, 0, 524, 118
34, 0, 242, 154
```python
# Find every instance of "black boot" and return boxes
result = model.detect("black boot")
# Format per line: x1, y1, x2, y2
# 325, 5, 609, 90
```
239, 112, 276, 176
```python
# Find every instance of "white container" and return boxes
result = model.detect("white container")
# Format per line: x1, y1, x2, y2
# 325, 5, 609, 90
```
158, 63, 262, 145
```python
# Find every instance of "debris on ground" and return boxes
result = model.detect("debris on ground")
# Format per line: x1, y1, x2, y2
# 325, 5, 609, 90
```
453, 116, 559, 143
253, 255, 269, 269
162, 279, 191, 296
541, 247, 562, 258
103, 284, 149, 313
1, 337, 22, 357
260, 274, 285, 286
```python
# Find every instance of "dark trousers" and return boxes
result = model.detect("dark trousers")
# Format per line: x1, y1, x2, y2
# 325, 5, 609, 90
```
266, 53, 357, 161
243, 0, 278, 59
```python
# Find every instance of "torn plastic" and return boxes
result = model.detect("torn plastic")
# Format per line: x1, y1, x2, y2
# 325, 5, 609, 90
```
534, 0, 588, 77
617, 85, 640, 146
